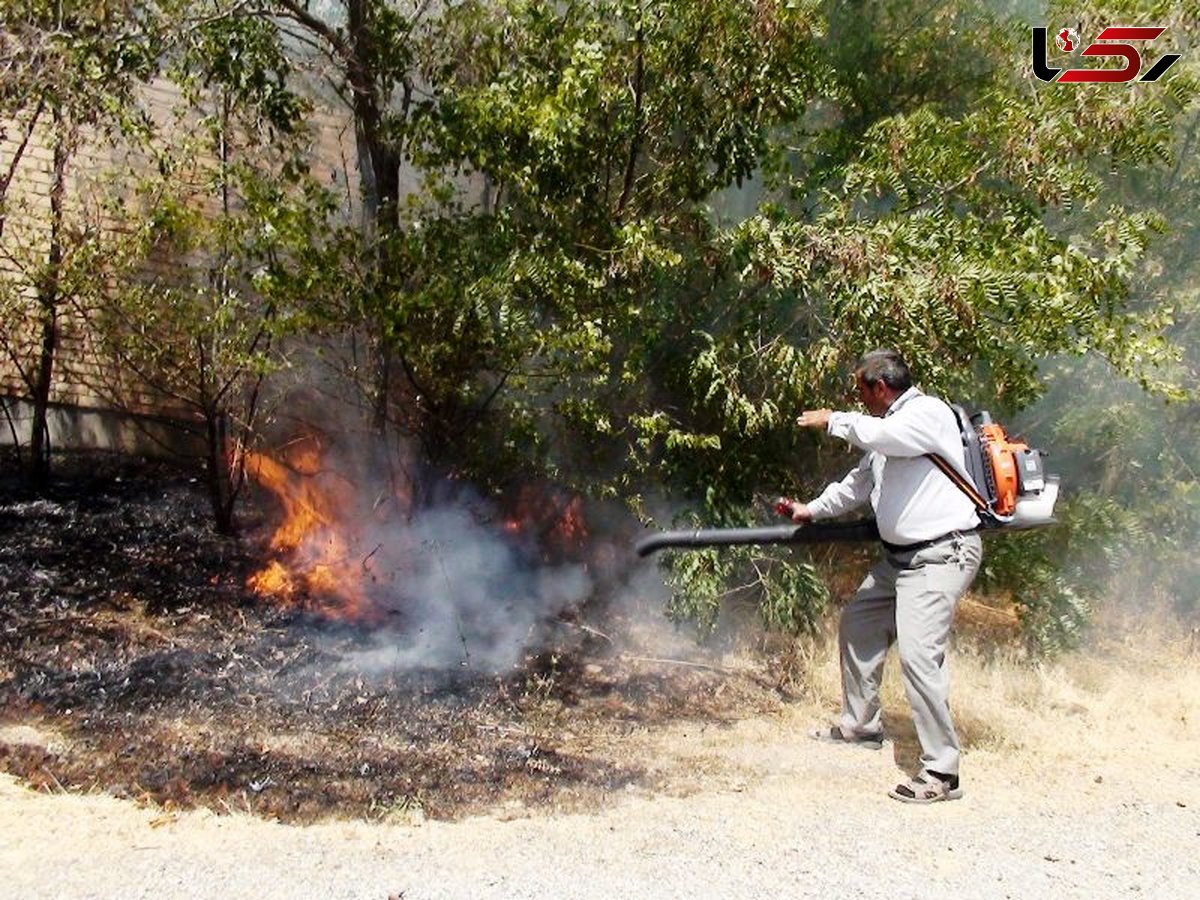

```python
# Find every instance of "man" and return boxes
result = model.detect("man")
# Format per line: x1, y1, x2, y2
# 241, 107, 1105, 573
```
779, 349, 982, 804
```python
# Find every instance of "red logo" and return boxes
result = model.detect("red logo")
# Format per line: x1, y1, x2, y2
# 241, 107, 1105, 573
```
1033, 26, 1181, 83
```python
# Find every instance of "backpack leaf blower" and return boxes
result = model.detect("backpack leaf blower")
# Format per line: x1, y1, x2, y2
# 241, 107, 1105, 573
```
634, 406, 1059, 557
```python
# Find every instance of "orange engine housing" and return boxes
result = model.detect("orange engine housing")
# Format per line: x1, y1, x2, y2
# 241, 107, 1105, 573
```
978, 423, 1029, 516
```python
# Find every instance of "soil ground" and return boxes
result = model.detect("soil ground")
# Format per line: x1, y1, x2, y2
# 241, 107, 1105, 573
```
2, 689, 1197, 900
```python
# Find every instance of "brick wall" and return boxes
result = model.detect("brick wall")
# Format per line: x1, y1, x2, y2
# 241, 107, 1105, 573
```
1, 73, 361, 437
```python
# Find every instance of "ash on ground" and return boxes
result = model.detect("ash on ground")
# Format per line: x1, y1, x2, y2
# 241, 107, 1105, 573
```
0, 456, 782, 823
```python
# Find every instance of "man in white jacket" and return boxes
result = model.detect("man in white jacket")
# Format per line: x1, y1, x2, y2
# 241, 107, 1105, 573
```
780, 349, 982, 804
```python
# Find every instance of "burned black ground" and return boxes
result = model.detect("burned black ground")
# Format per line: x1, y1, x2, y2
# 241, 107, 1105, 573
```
0, 456, 781, 823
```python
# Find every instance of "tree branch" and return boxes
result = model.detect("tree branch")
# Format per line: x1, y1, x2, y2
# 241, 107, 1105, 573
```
0, 97, 45, 207
897, 159, 992, 216
617, 17, 645, 217
270, 0, 358, 75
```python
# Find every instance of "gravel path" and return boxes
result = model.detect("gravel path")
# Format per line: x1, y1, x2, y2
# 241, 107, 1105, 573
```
3, 705, 1196, 899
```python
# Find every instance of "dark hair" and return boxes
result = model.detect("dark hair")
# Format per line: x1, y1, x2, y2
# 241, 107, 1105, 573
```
856, 349, 912, 392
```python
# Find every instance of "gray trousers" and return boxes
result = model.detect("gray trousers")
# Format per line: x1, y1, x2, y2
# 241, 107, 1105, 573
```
838, 532, 982, 776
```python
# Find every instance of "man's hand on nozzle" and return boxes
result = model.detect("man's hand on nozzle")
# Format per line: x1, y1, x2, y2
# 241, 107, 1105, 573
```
796, 409, 831, 430
774, 497, 814, 524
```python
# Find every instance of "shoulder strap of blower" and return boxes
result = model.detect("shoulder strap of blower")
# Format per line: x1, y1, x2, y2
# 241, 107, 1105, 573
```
924, 402, 1010, 528
924, 452, 1006, 528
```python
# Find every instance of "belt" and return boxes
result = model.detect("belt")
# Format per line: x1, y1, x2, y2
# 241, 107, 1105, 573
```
881, 529, 975, 555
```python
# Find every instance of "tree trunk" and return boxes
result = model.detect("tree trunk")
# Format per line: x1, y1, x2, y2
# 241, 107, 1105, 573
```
370, 335, 391, 436
346, 0, 407, 440
28, 105, 68, 488
205, 409, 236, 535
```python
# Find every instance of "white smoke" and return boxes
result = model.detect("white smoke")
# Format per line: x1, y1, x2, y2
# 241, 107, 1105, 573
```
314, 504, 591, 676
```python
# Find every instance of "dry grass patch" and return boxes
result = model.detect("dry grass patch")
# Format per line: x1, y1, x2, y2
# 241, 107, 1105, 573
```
762, 595, 1199, 774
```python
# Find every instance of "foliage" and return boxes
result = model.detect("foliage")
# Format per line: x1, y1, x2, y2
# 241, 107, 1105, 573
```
665, 544, 830, 635
0, 0, 168, 483
0, 0, 331, 524
221, 0, 1200, 637
0, 0, 163, 129
659, 501, 830, 635
618, 1, 1197, 637
371, 0, 826, 476
1009, 0, 1200, 633
97, 156, 331, 423
5, 0, 1199, 643
87, 9, 331, 532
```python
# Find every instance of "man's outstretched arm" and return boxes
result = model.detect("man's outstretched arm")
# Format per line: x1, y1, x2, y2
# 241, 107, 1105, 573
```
782, 453, 873, 522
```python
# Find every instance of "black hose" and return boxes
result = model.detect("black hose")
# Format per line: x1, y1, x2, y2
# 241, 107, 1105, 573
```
634, 519, 880, 557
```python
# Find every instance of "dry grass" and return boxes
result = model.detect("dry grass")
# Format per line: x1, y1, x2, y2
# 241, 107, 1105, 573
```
762, 594, 1200, 774
957, 603, 1198, 767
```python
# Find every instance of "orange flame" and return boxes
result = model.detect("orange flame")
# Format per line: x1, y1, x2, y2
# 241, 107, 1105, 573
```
245, 441, 592, 620
503, 486, 589, 559
244, 442, 374, 620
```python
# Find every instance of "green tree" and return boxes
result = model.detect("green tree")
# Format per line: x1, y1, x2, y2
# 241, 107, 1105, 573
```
233, 0, 438, 442
88, 5, 328, 533
612, 0, 1199, 636
1018, 0, 1200, 638
401, 0, 823, 475
11, 0, 1187, 640
0, 0, 161, 485
270, 0, 1196, 636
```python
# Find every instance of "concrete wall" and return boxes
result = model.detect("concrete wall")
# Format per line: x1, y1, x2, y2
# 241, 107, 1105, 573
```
0, 396, 204, 460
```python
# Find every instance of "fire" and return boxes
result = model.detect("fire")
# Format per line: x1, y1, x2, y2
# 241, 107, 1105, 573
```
244, 438, 594, 622
503, 486, 589, 559
244, 441, 375, 620
555, 497, 587, 547
246, 560, 294, 600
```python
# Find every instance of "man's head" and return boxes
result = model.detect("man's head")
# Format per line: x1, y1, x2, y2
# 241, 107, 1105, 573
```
854, 349, 912, 416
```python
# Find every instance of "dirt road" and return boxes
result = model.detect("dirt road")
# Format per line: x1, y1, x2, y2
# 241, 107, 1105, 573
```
3, 698, 1196, 900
